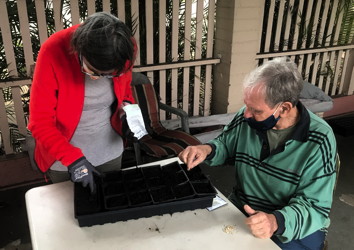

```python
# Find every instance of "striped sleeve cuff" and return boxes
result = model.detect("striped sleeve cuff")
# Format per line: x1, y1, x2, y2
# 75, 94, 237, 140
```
204, 143, 216, 160
273, 211, 285, 235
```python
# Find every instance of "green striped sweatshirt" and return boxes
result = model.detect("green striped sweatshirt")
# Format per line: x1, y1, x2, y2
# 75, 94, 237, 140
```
205, 102, 337, 243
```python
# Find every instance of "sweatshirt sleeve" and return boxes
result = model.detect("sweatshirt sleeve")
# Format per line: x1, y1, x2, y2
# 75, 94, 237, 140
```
204, 111, 245, 166
275, 131, 337, 243
28, 34, 84, 169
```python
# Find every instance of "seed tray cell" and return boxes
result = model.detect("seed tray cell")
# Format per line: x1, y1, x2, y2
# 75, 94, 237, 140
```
122, 167, 144, 180
164, 170, 189, 185
74, 183, 102, 216
146, 176, 166, 188
191, 181, 217, 197
124, 178, 147, 193
181, 164, 209, 182
102, 171, 123, 182
161, 161, 182, 174
173, 181, 195, 199
150, 186, 175, 203
74, 161, 217, 227
105, 194, 129, 210
103, 182, 124, 196
141, 165, 162, 178
128, 190, 152, 206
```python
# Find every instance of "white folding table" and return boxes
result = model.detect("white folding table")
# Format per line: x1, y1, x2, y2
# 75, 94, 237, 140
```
25, 157, 280, 250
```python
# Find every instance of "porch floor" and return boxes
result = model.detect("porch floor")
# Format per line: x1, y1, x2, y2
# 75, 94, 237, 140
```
0, 129, 353, 249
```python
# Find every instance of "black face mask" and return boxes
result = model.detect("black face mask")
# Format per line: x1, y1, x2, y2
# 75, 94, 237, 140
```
244, 103, 282, 131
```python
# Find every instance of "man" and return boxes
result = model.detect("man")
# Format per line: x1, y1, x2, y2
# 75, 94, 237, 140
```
179, 57, 337, 249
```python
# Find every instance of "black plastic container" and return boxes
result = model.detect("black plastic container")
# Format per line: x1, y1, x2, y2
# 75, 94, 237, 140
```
74, 182, 102, 216
180, 164, 209, 182
191, 181, 217, 197
74, 161, 217, 227
105, 194, 129, 210
150, 186, 175, 203
146, 176, 165, 188
141, 164, 162, 178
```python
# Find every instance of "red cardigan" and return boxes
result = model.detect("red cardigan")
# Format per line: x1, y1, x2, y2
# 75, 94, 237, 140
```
28, 25, 135, 172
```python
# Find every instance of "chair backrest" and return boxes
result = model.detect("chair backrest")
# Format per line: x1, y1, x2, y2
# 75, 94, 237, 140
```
131, 73, 166, 135
129, 72, 201, 161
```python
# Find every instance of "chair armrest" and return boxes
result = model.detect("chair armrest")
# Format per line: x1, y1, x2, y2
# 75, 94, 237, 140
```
159, 102, 190, 133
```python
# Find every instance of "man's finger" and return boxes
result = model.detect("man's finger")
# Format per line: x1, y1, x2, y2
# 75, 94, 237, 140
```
187, 153, 203, 170
190, 154, 204, 169
178, 149, 189, 164
244, 204, 257, 216
186, 151, 197, 168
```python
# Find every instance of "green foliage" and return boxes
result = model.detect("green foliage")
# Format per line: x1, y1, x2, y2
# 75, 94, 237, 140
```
338, 0, 354, 45
0, 0, 51, 151
260, 0, 354, 97
141, 0, 213, 116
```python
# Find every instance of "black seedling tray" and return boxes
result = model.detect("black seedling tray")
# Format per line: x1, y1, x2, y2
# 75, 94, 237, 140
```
74, 161, 217, 227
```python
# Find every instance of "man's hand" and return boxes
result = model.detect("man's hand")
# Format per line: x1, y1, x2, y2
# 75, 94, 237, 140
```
244, 204, 278, 239
68, 157, 101, 193
178, 145, 212, 170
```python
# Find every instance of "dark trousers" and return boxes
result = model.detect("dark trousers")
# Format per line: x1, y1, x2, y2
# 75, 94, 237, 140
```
272, 230, 325, 250
228, 193, 326, 250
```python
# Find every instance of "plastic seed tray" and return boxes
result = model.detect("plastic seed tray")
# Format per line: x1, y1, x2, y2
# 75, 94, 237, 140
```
74, 161, 217, 227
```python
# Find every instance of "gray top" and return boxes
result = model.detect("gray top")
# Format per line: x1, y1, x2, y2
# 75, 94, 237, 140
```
50, 76, 123, 171
267, 124, 296, 153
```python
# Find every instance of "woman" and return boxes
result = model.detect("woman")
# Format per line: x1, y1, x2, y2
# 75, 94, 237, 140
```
28, 12, 136, 192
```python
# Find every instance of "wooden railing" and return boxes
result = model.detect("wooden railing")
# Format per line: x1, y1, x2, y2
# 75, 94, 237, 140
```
1, 0, 353, 156
0, 0, 220, 155
0, 79, 31, 155
256, 44, 354, 96
257, 0, 354, 97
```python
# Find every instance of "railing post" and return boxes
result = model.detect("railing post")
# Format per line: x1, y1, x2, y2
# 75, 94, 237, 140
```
213, 0, 265, 114
0, 88, 14, 154
342, 46, 354, 96
348, 64, 354, 96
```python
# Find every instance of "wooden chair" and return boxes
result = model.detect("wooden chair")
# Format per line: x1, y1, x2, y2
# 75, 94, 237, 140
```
128, 72, 200, 165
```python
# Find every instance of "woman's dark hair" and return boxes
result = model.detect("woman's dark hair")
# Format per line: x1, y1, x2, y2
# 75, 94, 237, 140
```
71, 12, 135, 73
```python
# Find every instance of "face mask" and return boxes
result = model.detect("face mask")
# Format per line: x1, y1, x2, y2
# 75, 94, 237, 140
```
244, 103, 282, 131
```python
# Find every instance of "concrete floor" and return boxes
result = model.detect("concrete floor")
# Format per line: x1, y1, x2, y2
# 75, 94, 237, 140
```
0, 132, 353, 249
326, 134, 354, 250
